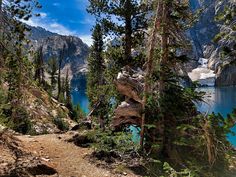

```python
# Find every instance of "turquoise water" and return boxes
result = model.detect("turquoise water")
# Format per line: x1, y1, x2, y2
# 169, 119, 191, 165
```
71, 86, 236, 145
197, 86, 236, 146
71, 89, 89, 114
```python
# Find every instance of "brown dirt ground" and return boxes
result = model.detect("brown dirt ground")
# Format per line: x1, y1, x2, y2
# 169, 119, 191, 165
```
17, 132, 140, 177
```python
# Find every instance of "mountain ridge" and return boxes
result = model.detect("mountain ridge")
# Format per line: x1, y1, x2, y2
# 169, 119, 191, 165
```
27, 25, 90, 79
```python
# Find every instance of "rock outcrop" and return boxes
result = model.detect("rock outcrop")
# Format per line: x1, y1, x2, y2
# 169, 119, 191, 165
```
215, 61, 236, 86
189, 0, 220, 59
112, 68, 144, 128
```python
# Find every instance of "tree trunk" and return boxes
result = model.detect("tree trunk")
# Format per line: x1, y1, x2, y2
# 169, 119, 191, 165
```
159, 3, 181, 164
57, 59, 62, 99
0, 0, 3, 67
140, 1, 162, 149
124, 0, 132, 64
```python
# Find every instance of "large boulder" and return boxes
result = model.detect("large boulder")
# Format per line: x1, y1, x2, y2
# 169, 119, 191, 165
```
112, 68, 143, 128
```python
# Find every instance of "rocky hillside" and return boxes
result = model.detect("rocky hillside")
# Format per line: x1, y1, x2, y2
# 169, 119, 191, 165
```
28, 26, 89, 78
0, 80, 76, 135
188, 0, 236, 86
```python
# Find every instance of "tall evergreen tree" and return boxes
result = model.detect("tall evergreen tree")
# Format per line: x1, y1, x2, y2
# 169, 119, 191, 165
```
48, 56, 58, 92
34, 46, 45, 85
65, 69, 72, 110
87, 23, 107, 130
87, 0, 150, 66
0, 0, 40, 133
87, 23, 104, 104
141, 0, 198, 158
57, 45, 65, 100
137, 3, 235, 175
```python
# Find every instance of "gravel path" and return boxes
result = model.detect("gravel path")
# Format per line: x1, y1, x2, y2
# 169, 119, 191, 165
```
17, 132, 138, 177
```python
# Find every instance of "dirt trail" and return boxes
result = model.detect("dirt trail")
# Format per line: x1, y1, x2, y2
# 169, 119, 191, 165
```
17, 132, 138, 177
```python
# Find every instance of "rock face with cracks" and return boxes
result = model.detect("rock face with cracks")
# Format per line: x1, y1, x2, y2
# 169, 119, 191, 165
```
112, 68, 144, 128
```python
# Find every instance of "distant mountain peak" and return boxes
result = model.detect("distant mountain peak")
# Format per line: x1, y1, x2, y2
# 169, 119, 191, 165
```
26, 25, 59, 40
27, 25, 89, 78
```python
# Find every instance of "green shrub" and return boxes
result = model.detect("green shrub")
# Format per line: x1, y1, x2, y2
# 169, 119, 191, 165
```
0, 88, 7, 125
53, 117, 69, 131
71, 104, 85, 122
87, 129, 138, 155
8, 107, 32, 134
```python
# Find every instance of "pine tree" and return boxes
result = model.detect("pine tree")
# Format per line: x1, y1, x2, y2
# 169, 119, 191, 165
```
48, 56, 58, 93
87, 0, 149, 66
136, 3, 236, 175
87, 23, 107, 130
34, 46, 45, 85
58, 77, 66, 103
1, 0, 40, 133
65, 69, 73, 110
57, 45, 65, 100
87, 23, 104, 104
141, 0, 199, 159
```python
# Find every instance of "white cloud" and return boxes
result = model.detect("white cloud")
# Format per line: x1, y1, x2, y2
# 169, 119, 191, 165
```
48, 22, 77, 36
80, 17, 95, 25
79, 35, 93, 46
21, 17, 93, 46
21, 17, 76, 36
22, 18, 39, 27
40, 12, 47, 18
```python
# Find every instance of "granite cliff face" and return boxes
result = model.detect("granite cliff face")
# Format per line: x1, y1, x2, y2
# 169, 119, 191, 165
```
188, 0, 236, 86
189, 0, 219, 59
28, 26, 89, 78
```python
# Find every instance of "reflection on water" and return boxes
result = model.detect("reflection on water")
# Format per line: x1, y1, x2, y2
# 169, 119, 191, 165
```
197, 86, 236, 117
197, 86, 236, 146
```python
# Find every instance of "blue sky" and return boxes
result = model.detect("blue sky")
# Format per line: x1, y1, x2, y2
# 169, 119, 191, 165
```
23, 0, 95, 45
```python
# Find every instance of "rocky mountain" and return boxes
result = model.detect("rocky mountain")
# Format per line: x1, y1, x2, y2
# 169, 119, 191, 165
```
188, 0, 236, 86
28, 26, 90, 79
28, 26, 59, 40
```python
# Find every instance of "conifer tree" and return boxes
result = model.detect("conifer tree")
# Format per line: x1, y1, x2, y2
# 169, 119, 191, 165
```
137, 2, 236, 175
87, 23, 107, 129
87, 0, 149, 65
1, 0, 40, 133
87, 23, 104, 103
57, 45, 65, 100
48, 56, 58, 92
141, 0, 199, 159
59, 77, 66, 103
65, 69, 73, 110
34, 46, 45, 85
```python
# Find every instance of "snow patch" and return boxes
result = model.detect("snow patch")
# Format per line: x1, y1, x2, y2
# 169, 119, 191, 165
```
117, 72, 123, 80
120, 101, 130, 107
188, 58, 216, 86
